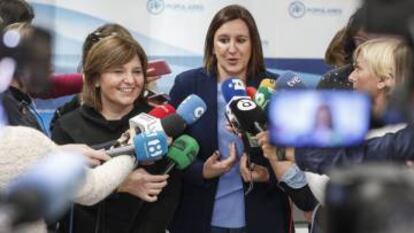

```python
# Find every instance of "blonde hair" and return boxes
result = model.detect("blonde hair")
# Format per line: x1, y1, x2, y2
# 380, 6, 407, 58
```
353, 38, 411, 93
82, 35, 148, 111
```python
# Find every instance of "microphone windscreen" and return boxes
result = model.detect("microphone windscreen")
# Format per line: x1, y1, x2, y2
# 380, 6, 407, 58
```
276, 71, 306, 89
134, 131, 169, 161
148, 104, 176, 119
5, 152, 86, 221
254, 86, 274, 110
260, 78, 277, 89
160, 114, 187, 138
230, 98, 267, 134
167, 134, 199, 169
246, 87, 257, 99
176, 94, 207, 125
221, 77, 247, 103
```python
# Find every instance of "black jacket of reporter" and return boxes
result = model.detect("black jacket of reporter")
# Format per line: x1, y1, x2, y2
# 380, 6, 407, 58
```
51, 100, 181, 233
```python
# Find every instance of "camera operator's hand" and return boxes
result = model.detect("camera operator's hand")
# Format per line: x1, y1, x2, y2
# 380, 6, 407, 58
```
118, 168, 169, 202
240, 154, 269, 183
202, 143, 237, 179
59, 144, 111, 167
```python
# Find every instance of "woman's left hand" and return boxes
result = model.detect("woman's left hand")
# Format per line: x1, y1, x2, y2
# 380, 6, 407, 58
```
239, 154, 269, 183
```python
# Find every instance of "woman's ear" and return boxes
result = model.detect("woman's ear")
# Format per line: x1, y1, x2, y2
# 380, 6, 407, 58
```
377, 79, 386, 90
377, 75, 393, 91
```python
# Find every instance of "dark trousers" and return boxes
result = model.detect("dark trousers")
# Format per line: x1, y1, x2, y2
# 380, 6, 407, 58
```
210, 226, 245, 233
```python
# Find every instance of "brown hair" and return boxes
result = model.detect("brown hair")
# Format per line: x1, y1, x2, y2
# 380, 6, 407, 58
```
82, 35, 148, 111
325, 27, 348, 67
204, 5, 265, 80
80, 23, 133, 71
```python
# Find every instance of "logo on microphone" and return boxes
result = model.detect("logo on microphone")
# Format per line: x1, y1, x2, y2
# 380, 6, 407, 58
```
146, 134, 164, 158
228, 79, 245, 91
289, 1, 306, 18
237, 99, 256, 111
287, 76, 302, 87
193, 107, 205, 118
147, 0, 165, 15
255, 93, 265, 106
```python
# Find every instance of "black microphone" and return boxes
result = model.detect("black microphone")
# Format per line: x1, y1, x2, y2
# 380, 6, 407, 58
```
229, 97, 267, 135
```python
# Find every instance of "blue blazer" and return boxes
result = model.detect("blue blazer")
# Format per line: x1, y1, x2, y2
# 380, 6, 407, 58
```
169, 68, 292, 233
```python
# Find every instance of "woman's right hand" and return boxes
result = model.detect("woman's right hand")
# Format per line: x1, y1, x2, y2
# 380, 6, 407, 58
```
118, 168, 169, 202
202, 143, 237, 179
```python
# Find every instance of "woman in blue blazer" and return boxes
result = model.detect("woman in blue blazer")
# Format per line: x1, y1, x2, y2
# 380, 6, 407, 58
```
169, 5, 292, 233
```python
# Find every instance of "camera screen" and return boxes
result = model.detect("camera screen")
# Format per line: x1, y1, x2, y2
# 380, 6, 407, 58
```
268, 90, 371, 148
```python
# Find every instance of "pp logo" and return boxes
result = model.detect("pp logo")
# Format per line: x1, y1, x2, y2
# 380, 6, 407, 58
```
289, 1, 306, 18
193, 107, 205, 118
237, 99, 256, 111
147, 0, 165, 15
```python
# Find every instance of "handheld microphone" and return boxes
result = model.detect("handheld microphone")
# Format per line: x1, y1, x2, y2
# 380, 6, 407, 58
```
163, 135, 199, 174
0, 152, 86, 227
254, 78, 276, 110
276, 71, 306, 90
106, 131, 169, 161
148, 104, 176, 119
229, 98, 267, 135
221, 77, 247, 103
246, 87, 257, 99
176, 94, 207, 125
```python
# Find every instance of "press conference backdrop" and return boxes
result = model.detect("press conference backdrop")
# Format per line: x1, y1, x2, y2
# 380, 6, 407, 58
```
27, 0, 361, 128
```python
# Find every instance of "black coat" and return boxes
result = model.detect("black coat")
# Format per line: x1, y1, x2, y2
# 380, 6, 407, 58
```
51, 101, 181, 233
2, 86, 44, 132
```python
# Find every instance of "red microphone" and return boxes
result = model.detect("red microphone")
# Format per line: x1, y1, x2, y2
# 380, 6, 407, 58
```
246, 86, 257, 100
148, 104, 176, 119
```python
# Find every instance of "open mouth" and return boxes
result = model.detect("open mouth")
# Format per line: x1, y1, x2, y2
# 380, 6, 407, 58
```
118, 87, 135, 94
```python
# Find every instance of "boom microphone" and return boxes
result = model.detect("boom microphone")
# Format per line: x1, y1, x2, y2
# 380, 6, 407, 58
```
0, 152, 86, 227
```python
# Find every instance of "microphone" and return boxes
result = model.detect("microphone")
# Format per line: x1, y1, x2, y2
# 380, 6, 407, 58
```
221, 77, 247, 103
176, 94, 207, 125
106, 131, 169, 161
229, 97, 267, 135
246, 87, 257, 99
276, 71, 306, 90
128, 112, 186, 139
148, 104, 176, 119
254, 78, 276, 110
163, 134, 199, 174
0, 152, 86, 227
